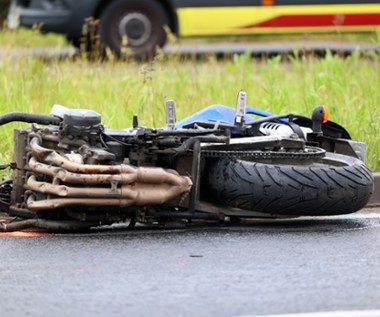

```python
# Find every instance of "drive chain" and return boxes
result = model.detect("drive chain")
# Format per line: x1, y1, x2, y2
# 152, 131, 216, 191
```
200, 146, 326, 160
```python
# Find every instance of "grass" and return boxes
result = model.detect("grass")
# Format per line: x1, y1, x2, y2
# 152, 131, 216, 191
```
0, 27, 67, 48
0, 28, 379, 172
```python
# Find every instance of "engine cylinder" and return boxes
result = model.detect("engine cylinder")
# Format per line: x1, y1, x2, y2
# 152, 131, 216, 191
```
61, 109, 101, 141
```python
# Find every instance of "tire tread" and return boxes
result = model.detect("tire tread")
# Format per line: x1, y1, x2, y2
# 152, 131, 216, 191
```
208, 153, 374, 216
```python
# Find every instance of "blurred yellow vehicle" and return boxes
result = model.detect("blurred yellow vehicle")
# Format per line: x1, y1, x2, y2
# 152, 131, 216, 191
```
7, 0, 380, 58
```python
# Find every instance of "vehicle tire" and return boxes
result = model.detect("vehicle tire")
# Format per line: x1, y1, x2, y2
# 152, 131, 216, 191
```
99, 0, 169, 59
207, 152, 374, 216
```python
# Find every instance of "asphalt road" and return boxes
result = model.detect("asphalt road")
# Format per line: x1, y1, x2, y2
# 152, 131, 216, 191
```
0, 209, 380, 317
0, 41, 378, 60
163, 41, 378, 57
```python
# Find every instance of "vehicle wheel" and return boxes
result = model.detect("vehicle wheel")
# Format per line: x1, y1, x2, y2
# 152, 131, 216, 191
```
99, 0, 169, 59
207, 152, 374, 216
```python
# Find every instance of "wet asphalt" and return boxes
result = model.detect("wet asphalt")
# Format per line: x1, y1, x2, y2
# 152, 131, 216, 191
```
0, 210, 380, 317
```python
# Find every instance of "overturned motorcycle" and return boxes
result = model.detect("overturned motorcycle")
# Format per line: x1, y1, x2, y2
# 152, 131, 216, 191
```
0, 92, 374, 232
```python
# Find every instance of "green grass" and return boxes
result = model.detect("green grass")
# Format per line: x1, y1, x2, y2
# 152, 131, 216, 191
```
0, 29, 379, 171
0, 27, 68, 47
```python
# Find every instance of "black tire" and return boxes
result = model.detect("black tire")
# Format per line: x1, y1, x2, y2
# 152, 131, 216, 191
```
208, 152, 374, 216
99, 0, 169, 59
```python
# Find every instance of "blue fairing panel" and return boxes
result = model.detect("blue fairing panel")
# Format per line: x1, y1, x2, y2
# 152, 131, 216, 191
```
176, 105, 274, 128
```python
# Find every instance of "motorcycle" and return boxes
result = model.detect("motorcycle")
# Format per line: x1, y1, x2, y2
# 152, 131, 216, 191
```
0, 91, 374, 232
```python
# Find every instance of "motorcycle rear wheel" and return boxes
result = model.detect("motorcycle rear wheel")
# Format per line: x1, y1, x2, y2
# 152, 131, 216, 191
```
207, 152, 374, 216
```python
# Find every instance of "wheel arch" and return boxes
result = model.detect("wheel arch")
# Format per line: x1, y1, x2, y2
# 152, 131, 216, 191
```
93, 0, 179, 35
